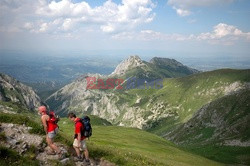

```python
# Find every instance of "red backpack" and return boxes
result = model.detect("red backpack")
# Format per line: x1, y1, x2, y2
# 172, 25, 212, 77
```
48, 111, 60, 124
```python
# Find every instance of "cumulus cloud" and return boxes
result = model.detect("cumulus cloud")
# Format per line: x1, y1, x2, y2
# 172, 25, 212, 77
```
112, 30, 192, 41
196, 23, 250, 45
0, 0, 156, 34
113, 23, 250, 45
173, 7, 191, 17
168, 0, 235, 16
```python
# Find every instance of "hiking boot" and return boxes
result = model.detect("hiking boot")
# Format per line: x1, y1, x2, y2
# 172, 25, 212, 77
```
83, 159, 90, 165
74, 156, 83, 162
58, 151, 66, 160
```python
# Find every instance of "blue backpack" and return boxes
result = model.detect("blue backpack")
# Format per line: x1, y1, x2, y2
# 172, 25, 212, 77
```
80, 116, 92, 138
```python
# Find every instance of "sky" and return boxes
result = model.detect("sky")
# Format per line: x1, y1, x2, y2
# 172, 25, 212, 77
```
0, 0, 250, 59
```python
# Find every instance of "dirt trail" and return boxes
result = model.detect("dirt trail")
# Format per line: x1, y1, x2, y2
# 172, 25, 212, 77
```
0, 123, 115, 166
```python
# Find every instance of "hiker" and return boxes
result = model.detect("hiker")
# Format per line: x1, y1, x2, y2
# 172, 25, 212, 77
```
38, 106, 63, 157
68, 112, 90, 163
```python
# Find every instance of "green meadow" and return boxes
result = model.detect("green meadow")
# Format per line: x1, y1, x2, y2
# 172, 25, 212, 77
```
58, 117, 222, 166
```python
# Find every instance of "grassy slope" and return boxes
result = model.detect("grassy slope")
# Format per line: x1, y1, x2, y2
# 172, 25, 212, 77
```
108, 69, 250, 165
167, 89, 250, 165
0, 110, 221, 166
0, 146, 40, 166
183, 145, 250, 165
168, 89, 250, 144
122, 69, 250, 135
58, 117, 221, 166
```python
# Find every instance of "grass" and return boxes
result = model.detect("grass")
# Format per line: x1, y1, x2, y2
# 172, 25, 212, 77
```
163, 86, 250, 165
0, 112, 44, 135
58, 117, 222, 166
182, 145, 250, 165
166, 87, 250, 145
128, 69, 250, 135
0, 146, 40, 166
0, 101, 33, 114
0, 132, 6, 141
0, 112, 221, 166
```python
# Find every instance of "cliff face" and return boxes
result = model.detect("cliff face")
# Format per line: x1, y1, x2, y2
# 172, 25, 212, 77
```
0, 73, 42, 111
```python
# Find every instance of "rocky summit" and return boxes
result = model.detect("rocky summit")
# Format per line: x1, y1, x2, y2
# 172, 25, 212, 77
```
45, 56, 199, 126
110, 55, 145, 76
0, 73, 42, 111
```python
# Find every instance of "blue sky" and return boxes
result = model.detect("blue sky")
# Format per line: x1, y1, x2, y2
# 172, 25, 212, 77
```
0, 0, 250, 59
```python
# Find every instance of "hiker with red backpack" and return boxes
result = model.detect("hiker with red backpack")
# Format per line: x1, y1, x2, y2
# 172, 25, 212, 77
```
68, 112, 91, 163
38, 106, 63, 158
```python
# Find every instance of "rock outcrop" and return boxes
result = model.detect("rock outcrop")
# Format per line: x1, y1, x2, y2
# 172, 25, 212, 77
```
0, 73, 42, 110
0, 122, 115, 166
110, 55, 145, 76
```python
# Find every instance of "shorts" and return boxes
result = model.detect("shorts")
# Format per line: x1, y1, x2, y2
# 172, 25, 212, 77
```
73, 138, 87, 151
47, 127, 58, 139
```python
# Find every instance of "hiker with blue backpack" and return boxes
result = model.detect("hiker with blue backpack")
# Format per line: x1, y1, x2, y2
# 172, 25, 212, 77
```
68, 112, 92, 163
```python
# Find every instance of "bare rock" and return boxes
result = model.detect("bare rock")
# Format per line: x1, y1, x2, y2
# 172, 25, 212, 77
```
60, 158, 70, 165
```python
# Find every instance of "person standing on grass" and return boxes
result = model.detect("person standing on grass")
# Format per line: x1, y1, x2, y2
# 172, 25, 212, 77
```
68, 112, 90, 163
38, 106, 63, 158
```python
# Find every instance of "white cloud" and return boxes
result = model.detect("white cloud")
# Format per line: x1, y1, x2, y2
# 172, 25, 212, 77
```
173, 7, 191, 17
0, 0, 156, 34
113, 23, 250, 45
39, 23, 49, 32
23, 22, 34, 30
197, 23, 248, 39
112, 30, 193, 41
168, 0, 235, 16
196, 23, 250, 44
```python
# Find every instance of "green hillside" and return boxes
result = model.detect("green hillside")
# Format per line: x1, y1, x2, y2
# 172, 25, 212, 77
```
121, 69, 250, 134
0, 110, 222, 166
166, 88, 250, 165
58, 117, 221, 166
168, 89, 250, 145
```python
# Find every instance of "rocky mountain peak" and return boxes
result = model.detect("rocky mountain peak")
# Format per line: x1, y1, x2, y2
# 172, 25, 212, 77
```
110, 55, 145, 76
0, 73, 42, 111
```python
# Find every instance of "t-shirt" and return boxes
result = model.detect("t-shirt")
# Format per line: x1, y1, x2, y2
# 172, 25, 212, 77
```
74, 118, 86, 140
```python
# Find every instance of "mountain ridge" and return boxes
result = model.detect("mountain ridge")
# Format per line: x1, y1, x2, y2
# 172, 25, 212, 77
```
0, 73, 43, 111
45, 56, 250, 132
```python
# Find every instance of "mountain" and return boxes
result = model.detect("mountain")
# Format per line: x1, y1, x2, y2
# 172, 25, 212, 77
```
0, 73, 43, 111
46, 57, 250, 130
150, 57, 199, 76
162, 86, 250, 165
110, 55, 146, 76
110, 56, 199, 80
166, 87, 250, 146
47, 67, 250, 131
45, 56, 198, 119
146, 69, 250, 134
